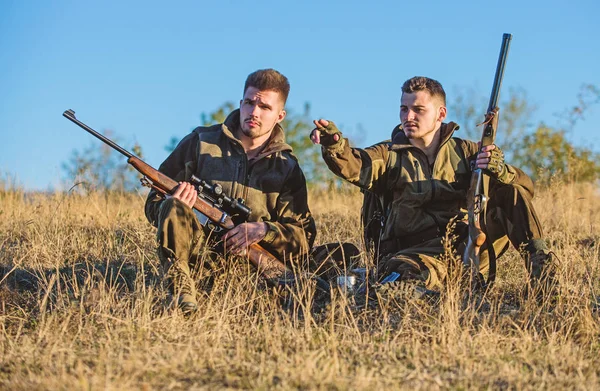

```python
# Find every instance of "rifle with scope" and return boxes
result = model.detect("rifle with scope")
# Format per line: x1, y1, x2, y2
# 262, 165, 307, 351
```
63, 109, 329, 291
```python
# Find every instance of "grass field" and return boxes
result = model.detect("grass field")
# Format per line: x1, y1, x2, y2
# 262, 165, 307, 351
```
1, 182, 599, 390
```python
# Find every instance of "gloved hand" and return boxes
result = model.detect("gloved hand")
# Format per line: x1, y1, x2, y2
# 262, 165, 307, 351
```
486, 146, 506, 177
310, 119, 342, 147
476, 145, 512, 183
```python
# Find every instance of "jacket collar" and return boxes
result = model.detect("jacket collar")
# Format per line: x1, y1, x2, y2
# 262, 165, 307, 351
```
222, 109, 292, 158
389, 122, 460, 151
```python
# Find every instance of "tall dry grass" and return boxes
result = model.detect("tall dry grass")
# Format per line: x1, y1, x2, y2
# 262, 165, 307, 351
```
0, 182, 599, 390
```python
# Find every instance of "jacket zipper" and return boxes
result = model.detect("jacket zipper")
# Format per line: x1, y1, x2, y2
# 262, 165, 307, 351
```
413, 151, 441, 234
413, 160, 422, 193
428, 161, 436, 202
243, 163, 252, 203
234, 158, 244, 201
423, 158, 440, 229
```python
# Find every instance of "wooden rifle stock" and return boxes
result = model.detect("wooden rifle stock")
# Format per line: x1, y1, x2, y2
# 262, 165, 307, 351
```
63, 109, 300, 284
463, 34, 512, 288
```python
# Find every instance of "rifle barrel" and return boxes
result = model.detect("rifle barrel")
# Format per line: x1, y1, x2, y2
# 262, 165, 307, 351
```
63, 109, 134, 159
487, 33, 512, 111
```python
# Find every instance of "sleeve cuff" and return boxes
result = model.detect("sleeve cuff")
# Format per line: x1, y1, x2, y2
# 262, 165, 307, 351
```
498, 164, 517, 184
262, 221, 279, 243
322, 137, 347, 156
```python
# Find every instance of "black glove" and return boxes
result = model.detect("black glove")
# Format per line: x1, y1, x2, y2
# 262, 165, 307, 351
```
312, 121, 342, 147
486, 146, 512, 183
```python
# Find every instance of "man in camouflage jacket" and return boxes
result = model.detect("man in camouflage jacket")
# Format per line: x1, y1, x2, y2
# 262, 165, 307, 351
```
146, 69, 316, 312
310, 76, 551, 293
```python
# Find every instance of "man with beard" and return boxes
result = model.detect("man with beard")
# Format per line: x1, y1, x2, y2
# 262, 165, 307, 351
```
145, 69, 316, 313
310, 76, 553, 297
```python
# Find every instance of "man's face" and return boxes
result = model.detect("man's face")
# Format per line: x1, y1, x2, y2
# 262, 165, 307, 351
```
400, 90, 446, 141
239, 87, 286, 140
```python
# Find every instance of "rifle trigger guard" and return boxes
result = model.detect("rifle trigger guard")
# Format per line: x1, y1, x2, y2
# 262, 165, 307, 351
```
193, 209, 223, 233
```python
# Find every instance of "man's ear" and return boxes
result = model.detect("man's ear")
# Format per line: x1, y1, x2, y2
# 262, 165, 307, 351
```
239, 99, 243, 108
277, 109, 287, 123
438, 105, 447, 122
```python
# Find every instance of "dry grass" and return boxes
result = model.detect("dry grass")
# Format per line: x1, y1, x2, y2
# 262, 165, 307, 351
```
1, 182, 599, 390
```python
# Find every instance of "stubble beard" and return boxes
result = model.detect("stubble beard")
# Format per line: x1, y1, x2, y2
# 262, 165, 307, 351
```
241, 118, 264, 139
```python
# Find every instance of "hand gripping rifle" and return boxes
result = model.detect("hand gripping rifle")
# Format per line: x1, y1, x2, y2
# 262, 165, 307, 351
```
63, 109, 329, 292
462, 34, 512, 289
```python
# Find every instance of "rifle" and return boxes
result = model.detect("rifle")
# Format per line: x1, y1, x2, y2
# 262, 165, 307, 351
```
462, 33, 512, 288
63, 109, 329, 291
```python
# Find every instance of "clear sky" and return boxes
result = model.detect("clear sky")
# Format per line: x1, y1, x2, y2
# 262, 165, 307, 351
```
1, 0, 599, 190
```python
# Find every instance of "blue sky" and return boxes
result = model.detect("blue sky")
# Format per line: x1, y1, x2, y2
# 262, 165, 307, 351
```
1, 0, 599, 190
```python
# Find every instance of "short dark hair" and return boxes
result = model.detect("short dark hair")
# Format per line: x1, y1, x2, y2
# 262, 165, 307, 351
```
244, 69, 290, 104
401, 76, 446, 105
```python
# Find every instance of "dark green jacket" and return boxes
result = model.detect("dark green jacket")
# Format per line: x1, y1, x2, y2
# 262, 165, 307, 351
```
145, 110, 316, 260
322, 122, 534, 244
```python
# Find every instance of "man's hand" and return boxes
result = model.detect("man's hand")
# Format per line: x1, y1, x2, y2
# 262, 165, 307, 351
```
476, 144, 509, 181
167, 182, 198, 208
310, 119, 342, 146
223, 222, 268, 255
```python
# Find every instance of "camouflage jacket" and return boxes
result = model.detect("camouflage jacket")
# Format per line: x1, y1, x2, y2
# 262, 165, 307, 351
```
322, 122, 534, 246
145, 110, 316, 260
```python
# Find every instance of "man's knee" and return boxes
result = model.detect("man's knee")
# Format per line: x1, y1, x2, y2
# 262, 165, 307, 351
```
158, 197, 197, 225
156, 198, 202, 260
493, 183, 533, 208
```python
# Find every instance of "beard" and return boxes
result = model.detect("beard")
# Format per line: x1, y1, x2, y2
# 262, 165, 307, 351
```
241, 125, 260, 138
241, 118, 270, 139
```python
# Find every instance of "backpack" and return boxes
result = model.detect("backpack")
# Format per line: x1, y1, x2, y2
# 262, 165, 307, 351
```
361, 187, 386, 258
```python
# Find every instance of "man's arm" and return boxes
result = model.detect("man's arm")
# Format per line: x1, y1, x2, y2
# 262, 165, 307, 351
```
144, 132, 198, 226
465, 140, 535, 196
311, 119, 390, 190
258, 162, 316, 260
